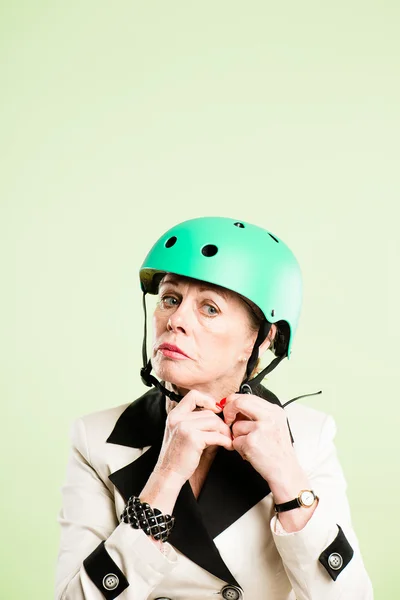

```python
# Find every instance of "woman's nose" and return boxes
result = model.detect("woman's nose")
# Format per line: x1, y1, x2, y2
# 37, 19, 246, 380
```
166, 301, 192, 334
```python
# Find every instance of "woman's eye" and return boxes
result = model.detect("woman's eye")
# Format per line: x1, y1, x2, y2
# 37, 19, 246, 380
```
203, 304, 218, 316
160, 295, 179, 308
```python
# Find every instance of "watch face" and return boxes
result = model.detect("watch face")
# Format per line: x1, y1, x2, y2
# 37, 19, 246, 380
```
300, 490, 315, 507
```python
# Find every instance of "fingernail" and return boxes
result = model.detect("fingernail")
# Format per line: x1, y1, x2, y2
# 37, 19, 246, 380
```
217, 397, 227, 409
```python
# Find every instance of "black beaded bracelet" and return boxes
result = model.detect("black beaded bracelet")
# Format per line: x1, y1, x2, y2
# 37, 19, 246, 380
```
120, 495, 175, 542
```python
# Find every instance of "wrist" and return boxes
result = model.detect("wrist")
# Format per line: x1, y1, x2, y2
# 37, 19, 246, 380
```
120, 496, 175, 543
270, 462, 318, 534
140, 469, 185, 515
269, 463, 310, 504
275, 499, 319, 533
153, 464, 188, 492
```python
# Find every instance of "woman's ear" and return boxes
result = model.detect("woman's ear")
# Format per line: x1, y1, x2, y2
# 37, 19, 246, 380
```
241, 323, 277, 362
258, 323, 277, 358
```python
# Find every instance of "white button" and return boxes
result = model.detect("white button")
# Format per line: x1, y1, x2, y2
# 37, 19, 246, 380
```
328, 552, 343, 570
102, 573, 119, 590
221, 585, 243, 600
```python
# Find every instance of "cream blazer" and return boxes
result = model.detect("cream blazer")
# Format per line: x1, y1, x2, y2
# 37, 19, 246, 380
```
55, 385, 373, 600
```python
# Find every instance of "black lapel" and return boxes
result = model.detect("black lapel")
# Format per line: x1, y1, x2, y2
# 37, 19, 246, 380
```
106, 386, 166, 448
106, 384, 285, 587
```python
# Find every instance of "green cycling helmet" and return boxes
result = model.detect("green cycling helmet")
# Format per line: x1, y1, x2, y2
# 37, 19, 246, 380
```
140, 216, 302, 360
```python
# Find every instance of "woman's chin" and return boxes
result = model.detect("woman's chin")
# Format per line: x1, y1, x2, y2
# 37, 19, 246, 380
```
153, 360, 199, 391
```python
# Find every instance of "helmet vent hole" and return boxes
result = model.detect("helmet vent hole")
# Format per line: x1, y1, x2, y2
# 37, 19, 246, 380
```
201, 244, 218, 257
234, 222, 245, 228
268, 233, 279, 243
165, 236, 177, 248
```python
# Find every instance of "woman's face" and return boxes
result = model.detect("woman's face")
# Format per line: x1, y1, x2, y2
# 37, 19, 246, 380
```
151, 273, 267, 397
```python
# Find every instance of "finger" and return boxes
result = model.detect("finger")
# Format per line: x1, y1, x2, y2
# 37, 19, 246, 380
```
231, 419, 256, 438
167, 407, 221, 429
183, 408, 225, 421
175, 416, 232, 438
231, 434, 249, 459
223, 393, 273, 425
172, 389, 220, 417
202, 431, 234, 451
192, 415, 233, 438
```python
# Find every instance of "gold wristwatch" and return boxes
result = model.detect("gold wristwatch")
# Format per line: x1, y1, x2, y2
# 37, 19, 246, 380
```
274, 489, 318, 513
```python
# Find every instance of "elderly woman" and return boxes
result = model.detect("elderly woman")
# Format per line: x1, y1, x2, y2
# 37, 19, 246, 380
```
55, 217, 373, 600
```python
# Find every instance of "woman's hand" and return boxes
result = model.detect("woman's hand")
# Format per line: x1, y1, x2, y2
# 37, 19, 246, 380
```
222, 394, 302, 488
221, 393, 318, 533
153, 390, 234, 485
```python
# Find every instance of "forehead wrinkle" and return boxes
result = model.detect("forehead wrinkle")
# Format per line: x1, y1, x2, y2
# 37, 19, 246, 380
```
197, 285, 229, 301
159, 275, 230, 301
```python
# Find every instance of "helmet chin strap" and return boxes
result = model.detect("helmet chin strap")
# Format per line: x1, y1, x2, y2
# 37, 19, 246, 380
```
140, 292, 183, 402
238, 320, 287, 394
140, 292, 286, 402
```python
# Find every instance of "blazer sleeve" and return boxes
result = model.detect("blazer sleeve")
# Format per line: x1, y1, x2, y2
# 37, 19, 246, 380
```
269, 413, 374, 600
55, 417, 178, 600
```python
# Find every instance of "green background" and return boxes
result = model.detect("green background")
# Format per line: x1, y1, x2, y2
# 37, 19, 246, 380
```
2, 2, 398, 598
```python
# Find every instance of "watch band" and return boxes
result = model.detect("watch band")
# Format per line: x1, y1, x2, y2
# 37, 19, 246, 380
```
274, 490, 317, 513
274, 497, 302, 513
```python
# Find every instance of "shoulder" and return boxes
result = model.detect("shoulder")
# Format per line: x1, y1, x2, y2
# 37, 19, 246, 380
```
68, 402, 135, 467
258, 384, 336, 441
284, 402, 337, 442
79, 402, 131, 433
283, 402, 337, 473
70, 402, 130, 443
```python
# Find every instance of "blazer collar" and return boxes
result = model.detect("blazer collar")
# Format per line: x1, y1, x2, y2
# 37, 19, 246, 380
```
107, 384, 284, 588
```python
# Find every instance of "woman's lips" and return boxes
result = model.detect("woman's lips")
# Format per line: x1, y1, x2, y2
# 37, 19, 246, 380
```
157, 343, 190, 359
